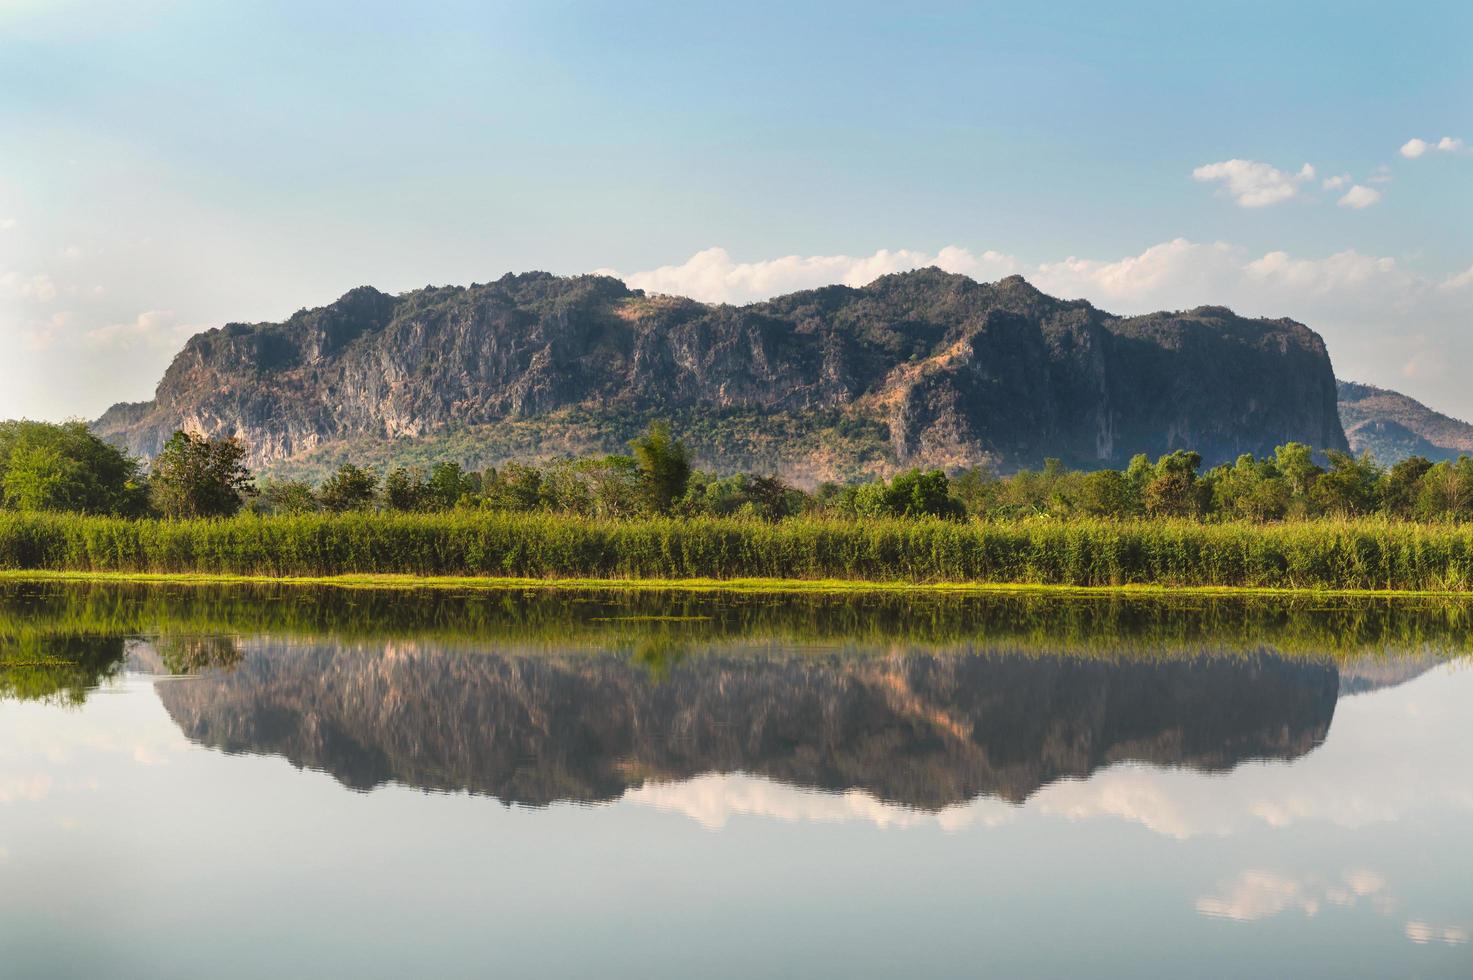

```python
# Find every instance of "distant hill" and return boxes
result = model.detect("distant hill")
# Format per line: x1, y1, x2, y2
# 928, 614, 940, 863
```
95, 269, 1348, 482
1337, 380, 1473, 465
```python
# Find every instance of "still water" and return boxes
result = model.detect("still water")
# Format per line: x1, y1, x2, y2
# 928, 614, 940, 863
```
1, 583, 1470, 978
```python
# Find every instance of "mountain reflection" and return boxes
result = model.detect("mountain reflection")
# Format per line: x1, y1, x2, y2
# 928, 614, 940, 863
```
4, 582, 1457, 810
148, 640, 1346, 808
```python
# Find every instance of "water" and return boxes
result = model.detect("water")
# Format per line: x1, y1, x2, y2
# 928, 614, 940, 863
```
2, 583, 1470, 978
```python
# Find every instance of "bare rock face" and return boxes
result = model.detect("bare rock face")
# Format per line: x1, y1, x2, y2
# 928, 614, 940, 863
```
95, 269, 1348, 476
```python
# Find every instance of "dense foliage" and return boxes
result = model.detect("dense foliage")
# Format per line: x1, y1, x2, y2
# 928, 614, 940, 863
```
148, 430, 254, 519
0, 420, 146, 515
6, 419, 1473, 531
251, 439, 1473, 525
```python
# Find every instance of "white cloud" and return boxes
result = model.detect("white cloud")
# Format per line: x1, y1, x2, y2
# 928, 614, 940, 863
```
1197, 869, 1468, 946
2, 272, 59, 303
603, 245, 1020, 306
1402, 136, 1466, 158
0, 217, 15, 231
1191, 159, 1315, 207
1440, 264, 1473, 291
1197, 870, 1337, 921
622, 772, 1014, 831
82, 310, 193, 351
1321, 173, 1351, 191
1406, 921, 1471, 945
1337, 184, 1382, 209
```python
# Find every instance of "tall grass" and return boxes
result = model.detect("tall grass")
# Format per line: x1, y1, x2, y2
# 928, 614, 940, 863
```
2, 511, 1473, 591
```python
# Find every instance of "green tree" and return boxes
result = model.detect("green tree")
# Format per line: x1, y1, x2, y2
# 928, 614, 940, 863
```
1273, 442, 1322, 515
382, 467, 427, 511
481, 462, 545, 512
746, 474, 799, 521
0, 419, 146, 515
254, 479, 317, 515
426, 461, 474, 510
1143, 451, 1204, 518
318, 463, 378, 513
148, 430, 254, 519
1380, 456, 1432, 518
630, 422, 691, 514
850, 469, 965, 520
951, 465, 1002, 517
1210, 455, 1289, 521
1416, 458, 1473, 520
1076, 469, 1133, 517
1311, 451, 1382, 517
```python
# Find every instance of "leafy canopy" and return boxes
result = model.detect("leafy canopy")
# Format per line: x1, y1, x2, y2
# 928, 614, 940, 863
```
149, 430, 254, 519
0, 420, 145, 515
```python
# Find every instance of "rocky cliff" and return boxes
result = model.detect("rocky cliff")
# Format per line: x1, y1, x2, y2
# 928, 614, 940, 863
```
96, 269, 1349, 478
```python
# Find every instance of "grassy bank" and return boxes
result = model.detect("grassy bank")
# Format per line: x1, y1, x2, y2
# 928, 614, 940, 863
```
3, 511, 1473, 592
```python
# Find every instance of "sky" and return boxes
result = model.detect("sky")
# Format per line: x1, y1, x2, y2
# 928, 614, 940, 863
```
1, 0, 1469, 421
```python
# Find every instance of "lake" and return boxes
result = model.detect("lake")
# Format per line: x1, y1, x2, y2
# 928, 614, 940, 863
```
2, 582, 1470, 978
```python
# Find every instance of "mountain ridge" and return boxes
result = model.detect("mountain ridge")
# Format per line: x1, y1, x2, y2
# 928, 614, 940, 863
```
95, 268, 1350, 480
1337, 379, 1473, 465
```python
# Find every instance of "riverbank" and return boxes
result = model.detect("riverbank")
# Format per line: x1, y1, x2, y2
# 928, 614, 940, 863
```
2, 511, 1472, 593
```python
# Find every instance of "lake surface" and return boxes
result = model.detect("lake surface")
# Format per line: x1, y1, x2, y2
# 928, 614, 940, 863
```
2, 582, 1471, 978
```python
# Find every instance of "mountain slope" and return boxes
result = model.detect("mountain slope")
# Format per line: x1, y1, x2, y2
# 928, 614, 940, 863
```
95, 269, 1349, 479
1337, 380, 1473, 465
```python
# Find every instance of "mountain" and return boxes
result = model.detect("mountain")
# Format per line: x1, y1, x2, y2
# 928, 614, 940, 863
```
146, 638, 1338, 808
95, 269, 1349, 480
1337, 380, 1473, 465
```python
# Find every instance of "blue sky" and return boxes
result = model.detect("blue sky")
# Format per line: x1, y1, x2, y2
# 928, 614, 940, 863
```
1, 0, 1470, 420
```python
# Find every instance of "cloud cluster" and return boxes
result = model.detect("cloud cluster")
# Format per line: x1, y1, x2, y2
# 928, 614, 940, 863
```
1196, 869, 1468, 946
82, 309, 193, 351
1191, 159, 1315, 207
1196, 869, 1389, 922
602, 246, 1021, 305
1401, 136, 1466, 158
1193, 157, 1392, 210
1, 271, 58, 303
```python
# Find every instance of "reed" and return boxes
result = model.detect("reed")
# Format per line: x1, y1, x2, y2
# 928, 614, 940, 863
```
2, 511, 1473, 592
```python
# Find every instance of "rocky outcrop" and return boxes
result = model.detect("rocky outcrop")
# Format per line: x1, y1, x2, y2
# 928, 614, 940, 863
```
96, 269, 1348, 476
151, 640, 1339, 808
1338, 379, 1473, 465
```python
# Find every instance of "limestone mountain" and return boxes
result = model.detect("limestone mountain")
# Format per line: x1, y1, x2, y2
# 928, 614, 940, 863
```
95, 269, 1349, 480
1337, 380, 1473, 465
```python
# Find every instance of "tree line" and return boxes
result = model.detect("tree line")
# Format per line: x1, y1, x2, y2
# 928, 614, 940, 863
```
3, 418, 1473, 522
